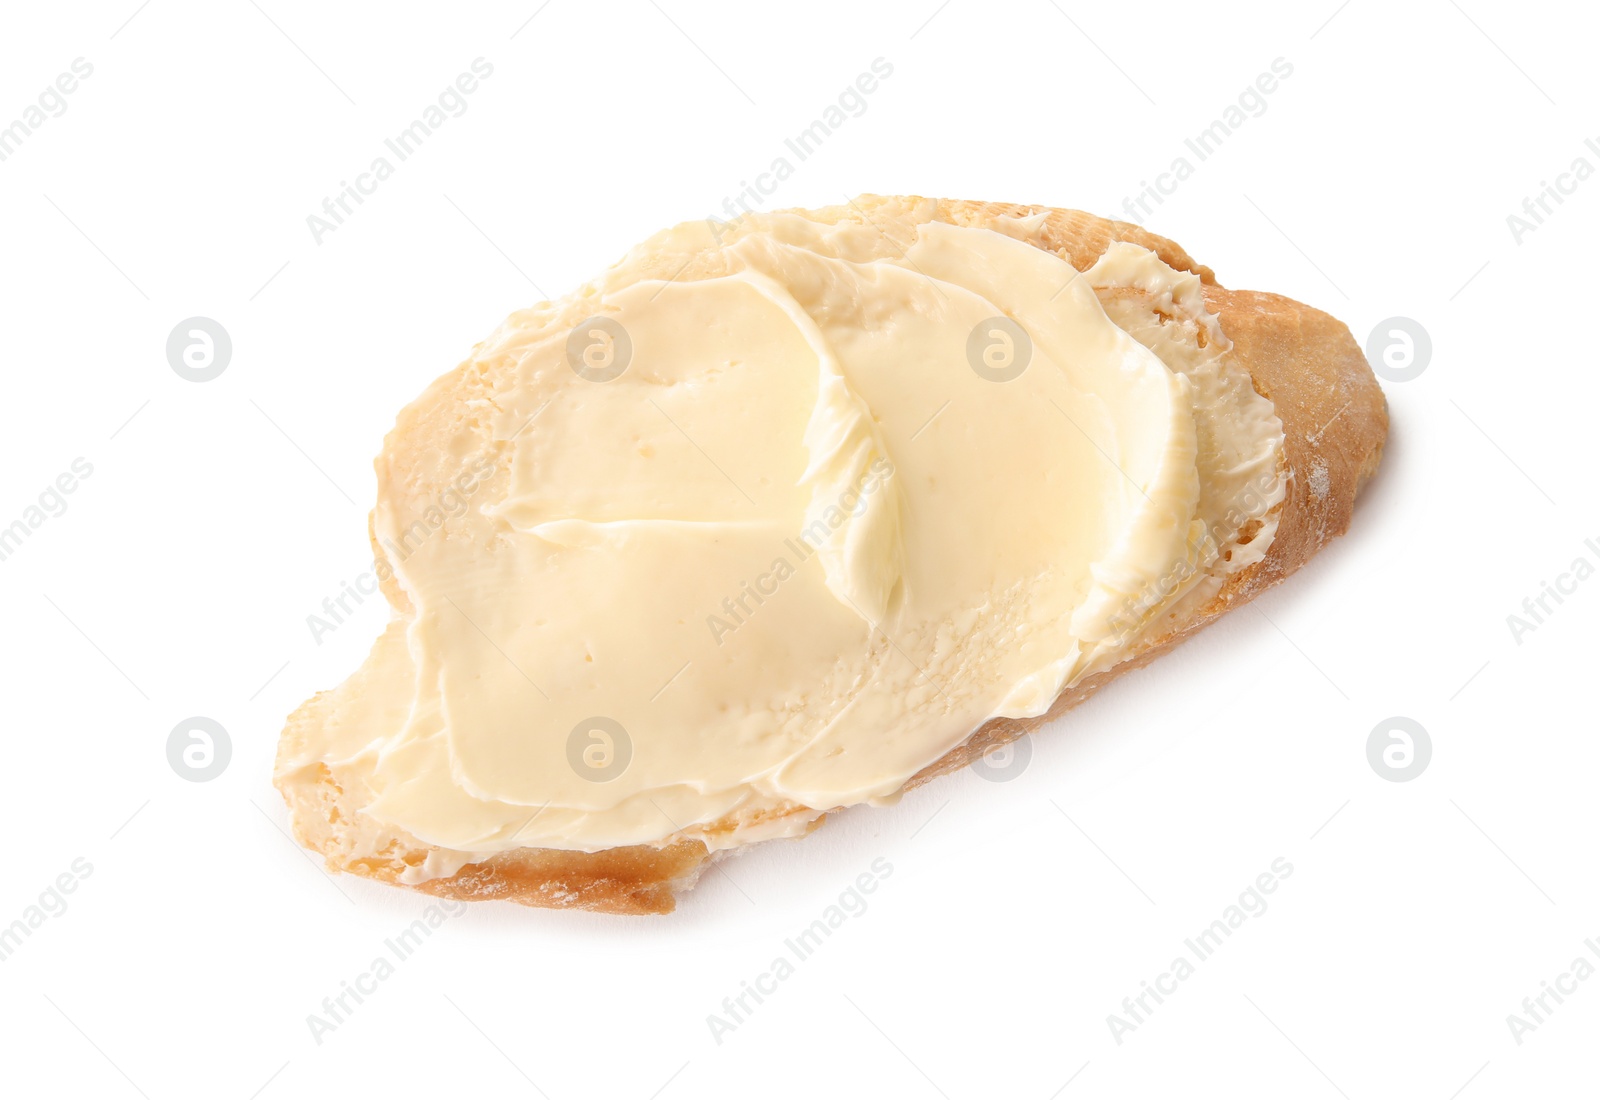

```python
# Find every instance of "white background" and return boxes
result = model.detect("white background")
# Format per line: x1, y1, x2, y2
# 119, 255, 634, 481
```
0, 1, 1594, 1097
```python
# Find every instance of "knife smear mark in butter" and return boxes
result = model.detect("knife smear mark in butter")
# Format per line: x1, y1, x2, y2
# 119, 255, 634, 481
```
275, 200, 1285, 875
708, 452, 896, 647
797, 340, 904, 626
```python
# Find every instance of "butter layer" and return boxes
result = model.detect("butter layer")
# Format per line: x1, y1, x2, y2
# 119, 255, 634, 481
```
277, 200, 1285, 863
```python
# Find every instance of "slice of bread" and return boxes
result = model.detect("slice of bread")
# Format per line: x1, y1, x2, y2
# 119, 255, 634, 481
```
275, 197, 1387, 915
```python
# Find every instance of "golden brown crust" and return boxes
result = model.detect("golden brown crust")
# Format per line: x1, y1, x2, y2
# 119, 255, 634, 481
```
277, 198, 1387, 915
409, 841, 711, 915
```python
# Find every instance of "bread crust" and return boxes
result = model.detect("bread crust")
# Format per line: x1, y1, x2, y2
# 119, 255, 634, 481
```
276, 198, 1387, 915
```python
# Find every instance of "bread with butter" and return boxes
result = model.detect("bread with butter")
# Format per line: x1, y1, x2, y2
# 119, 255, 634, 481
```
274, 197, 1387, 914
